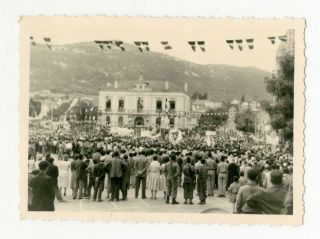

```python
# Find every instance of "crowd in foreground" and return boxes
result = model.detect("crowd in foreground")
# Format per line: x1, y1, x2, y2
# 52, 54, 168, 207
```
28, 130, 293, 214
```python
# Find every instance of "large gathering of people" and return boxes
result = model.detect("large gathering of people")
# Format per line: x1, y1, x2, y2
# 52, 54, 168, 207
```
27, 127, 293, 214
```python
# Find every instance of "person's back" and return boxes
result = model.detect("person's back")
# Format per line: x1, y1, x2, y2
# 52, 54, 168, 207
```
235, 169, 263, 214
109, 157, 123, 178
135, 154, 147, 177
31, 161, 55, 211
165, 160, 179, 178
76, 160, 87, 180
246, 170, 288, 214
206, 157, 216, 171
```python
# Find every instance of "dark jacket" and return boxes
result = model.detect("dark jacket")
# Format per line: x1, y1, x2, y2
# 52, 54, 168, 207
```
47, 163, 59, 185
246, 185, 288, 214
31, 172, 55, 211
134, 156, 148, 178
94, 162, 107, 182
107, 157, 127, 178
76, 160, 87, 180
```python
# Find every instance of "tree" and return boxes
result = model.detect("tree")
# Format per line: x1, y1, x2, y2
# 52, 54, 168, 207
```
265, 50, 294, 144
29, 97, 41, 117
198, 108, 228, 130
235, 109, 255, 133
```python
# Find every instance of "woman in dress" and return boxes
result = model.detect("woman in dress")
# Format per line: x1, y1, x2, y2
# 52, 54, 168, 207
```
59, 154, 71, 196
147, 155, 161, 199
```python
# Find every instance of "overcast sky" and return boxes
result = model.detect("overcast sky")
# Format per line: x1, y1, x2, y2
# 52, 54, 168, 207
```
24, 17, 295, 72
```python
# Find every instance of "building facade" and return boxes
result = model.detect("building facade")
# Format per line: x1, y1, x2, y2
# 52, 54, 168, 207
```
98, 74, 191, 129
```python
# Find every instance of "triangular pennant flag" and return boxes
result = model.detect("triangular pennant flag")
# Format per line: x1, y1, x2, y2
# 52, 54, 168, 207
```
278, 35, 287, 42
30, 36, 36, 46
197, 41, 205, 52
268, 37, 276, 44
226, 40, 234, 49
246, 39, 254, 49
188, 41, 196, 52
235, 40, 243, 51
43, 37, 51, 42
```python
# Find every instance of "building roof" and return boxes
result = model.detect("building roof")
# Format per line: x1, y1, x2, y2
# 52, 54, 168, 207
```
99, 73, 189, 96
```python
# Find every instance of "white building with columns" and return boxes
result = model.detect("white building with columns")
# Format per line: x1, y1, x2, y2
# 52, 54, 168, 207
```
98, 73, 191, 129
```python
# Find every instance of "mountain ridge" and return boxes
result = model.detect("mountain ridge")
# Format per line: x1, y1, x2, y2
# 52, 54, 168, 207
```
30, 42, 272, 102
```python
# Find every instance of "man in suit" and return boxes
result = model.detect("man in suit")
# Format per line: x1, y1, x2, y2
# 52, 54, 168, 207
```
164, 153, 180, 204
73, 154, 89, 199
30, 161, 55, 211
134, 150, 148, 199
106, 151, 127, 201
46, 157, 65, 202
121, 154, 132, 200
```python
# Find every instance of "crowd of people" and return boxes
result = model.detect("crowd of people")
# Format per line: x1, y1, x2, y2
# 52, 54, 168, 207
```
27, 128, 293, 214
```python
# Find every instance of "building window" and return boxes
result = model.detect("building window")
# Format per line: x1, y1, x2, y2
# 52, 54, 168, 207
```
137, 98, 143, 112
118, 99, 125, 112
106, 116, 110, 125
156, 117, 161, 126
106, 99, 111, 112
169, 117, 175, 127
118, 116, 123, 127
169, 101, 176, 111
156, 100, 162, 112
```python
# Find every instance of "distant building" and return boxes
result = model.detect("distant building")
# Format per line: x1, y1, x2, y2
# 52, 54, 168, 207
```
191, 99, 222, 113
98, 73, 191, 128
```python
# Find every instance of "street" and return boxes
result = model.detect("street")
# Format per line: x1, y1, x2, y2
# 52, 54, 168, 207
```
56, 188, 233, 213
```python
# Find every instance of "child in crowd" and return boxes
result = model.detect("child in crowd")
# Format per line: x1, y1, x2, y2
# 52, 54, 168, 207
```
228, 176, 241, 214
238, 171, 247, 187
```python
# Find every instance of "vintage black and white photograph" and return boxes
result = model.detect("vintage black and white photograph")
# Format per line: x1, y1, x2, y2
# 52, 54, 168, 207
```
19, 17, 304, 224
